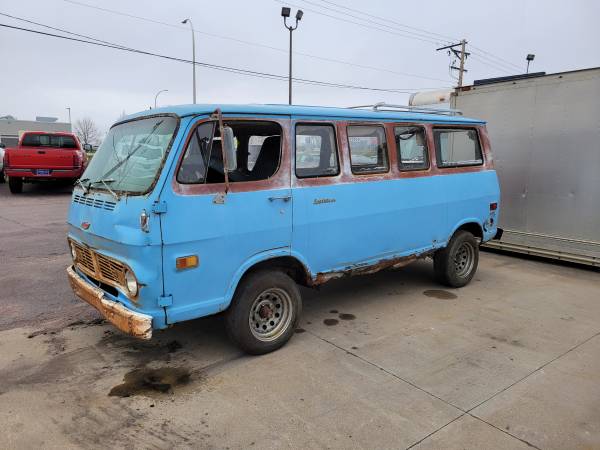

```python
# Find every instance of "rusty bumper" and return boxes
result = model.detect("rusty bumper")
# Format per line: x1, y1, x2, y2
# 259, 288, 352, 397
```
67, 265, 152, 339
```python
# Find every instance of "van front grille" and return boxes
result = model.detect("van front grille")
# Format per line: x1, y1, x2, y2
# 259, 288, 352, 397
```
73, 194, 116, 211
71, 240, 127, 292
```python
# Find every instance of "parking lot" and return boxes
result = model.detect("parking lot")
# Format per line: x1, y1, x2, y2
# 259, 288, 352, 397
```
0, 182, 599, 449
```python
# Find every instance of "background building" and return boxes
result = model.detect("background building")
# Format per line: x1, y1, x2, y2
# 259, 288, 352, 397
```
0, 116, 72, 147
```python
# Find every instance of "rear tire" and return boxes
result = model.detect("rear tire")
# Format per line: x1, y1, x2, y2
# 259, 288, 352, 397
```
225, 269, 301, 355
434, 230, 479, 288
8, 177, 23, 194
0, 171, 5, 183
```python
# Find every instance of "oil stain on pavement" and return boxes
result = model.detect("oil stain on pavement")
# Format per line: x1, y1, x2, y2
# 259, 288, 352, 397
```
423, 289, 457, 300
109, 367, 191, 397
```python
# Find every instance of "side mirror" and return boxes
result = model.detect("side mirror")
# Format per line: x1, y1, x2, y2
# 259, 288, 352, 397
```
0, 143, 5, 149
222, 126, 237, 172
83, 144, 92, 152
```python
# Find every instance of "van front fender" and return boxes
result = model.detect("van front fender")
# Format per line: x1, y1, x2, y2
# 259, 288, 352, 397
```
223, 249, 313, 307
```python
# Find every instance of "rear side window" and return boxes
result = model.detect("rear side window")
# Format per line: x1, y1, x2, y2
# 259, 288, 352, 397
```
434, 128, 483, 167
21, 134, 78, 149
295, 124, 339, 178
395, 126, 429, 171
347, 125, 389, 174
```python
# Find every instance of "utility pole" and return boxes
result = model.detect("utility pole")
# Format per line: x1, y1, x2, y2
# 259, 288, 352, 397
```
458, 39, 466, 87
437, 39, 469, 87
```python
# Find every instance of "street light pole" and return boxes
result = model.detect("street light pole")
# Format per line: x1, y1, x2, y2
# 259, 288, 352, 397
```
281, 8, 303, 105
526, 54, 535, 74
154, 89, 168, 108
66, 107, 71, 124
181, 18, 197, 104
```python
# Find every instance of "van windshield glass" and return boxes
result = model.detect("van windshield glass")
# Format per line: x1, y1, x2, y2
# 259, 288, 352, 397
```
82, 116, 177, 194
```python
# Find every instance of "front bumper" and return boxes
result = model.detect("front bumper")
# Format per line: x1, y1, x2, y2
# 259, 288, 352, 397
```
67, 265, 153, 339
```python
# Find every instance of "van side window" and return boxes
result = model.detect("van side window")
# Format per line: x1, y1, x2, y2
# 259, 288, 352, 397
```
177, 121, 282, 184
295, 124, 339, 178
395, 126, 429, 171
434, 128, 483, 167
347, 125, 389, 174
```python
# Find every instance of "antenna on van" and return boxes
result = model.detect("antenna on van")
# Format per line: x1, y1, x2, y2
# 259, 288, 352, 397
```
348, 103, 462, 116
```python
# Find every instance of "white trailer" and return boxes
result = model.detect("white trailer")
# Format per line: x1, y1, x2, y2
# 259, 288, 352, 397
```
451, 68, 600, 267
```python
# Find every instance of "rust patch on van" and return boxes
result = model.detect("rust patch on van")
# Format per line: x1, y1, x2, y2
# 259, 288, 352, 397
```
310, 253, 422, 286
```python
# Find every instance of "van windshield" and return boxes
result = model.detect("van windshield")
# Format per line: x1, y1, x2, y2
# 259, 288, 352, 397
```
82, 116, 178, 195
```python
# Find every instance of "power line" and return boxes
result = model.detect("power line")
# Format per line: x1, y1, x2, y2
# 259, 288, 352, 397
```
272, 0, 443, 45
315, 0, 458, 43
470, 44, 523, 72
302, 0, 523, 73
63, 0, 452, 84
298, 0, 449, 45
468, 54, 515, 75
0, 22, 445, 94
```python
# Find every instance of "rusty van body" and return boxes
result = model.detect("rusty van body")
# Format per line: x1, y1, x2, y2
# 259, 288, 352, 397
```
67, 104, 501, 354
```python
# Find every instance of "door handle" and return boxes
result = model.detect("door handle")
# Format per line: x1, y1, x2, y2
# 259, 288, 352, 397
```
268, 195, 291, 202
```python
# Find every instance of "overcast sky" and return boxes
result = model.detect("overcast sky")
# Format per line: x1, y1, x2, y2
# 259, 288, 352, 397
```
1, 0, 598, 134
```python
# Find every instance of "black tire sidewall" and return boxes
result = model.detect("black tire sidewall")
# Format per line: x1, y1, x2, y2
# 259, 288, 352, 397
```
435, 231, 479, 288
225, 270, 301, 355
8, 177, 22, 193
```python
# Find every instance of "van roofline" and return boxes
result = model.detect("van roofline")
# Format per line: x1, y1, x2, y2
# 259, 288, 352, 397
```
121, 103, 485, 125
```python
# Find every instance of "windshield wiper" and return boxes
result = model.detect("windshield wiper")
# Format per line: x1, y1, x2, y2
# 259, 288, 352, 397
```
75, 178, 90, 194
96, 119, 165, 183
89, 178, 119, 201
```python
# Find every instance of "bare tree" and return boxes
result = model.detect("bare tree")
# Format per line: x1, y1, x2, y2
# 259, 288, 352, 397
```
74, 117, 100, 146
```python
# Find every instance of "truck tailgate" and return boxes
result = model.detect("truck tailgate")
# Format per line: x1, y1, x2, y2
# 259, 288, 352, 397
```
8, 148, 76, 169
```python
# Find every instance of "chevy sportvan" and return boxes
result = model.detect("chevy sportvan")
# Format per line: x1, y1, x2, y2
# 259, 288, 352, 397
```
67, 103, 501, 354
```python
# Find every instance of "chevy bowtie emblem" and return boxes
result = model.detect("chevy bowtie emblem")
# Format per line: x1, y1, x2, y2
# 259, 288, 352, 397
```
81, 222, 90, 230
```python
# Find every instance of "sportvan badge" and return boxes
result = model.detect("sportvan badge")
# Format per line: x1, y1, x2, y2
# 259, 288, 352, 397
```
81, 222, 90, 230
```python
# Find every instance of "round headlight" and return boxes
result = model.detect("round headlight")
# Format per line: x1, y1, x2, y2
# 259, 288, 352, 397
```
70, 243, 77, 260
124, 270, 138, 297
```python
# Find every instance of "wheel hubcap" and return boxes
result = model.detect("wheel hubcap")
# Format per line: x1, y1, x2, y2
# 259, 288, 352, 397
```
249, 288, 293, 342
453, 242, 475, 277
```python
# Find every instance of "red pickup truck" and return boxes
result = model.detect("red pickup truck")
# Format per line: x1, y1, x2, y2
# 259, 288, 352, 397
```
3, 131, 87, 194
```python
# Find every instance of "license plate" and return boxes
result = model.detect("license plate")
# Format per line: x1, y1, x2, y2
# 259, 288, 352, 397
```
36, 169, 51, 176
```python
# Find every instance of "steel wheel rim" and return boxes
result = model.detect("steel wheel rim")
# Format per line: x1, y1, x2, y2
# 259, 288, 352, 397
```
249, 288, 293, 342
454, 241, 475, 277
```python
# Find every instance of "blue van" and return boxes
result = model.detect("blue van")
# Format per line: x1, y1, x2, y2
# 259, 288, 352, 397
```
67, 103, 501, 354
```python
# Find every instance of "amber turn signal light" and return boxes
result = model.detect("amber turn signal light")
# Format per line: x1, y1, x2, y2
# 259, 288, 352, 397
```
176, 255, 199, 270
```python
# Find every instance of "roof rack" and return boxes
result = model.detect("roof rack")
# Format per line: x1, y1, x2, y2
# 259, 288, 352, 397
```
348, 102, 462, 116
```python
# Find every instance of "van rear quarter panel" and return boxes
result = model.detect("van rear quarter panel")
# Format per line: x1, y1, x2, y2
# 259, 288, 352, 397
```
292, 119, 498, 277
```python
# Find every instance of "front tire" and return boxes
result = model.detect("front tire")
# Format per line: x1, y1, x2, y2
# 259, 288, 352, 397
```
8, 177, 23, 194
434, 230, 479, 288
225, 270, 301, 355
